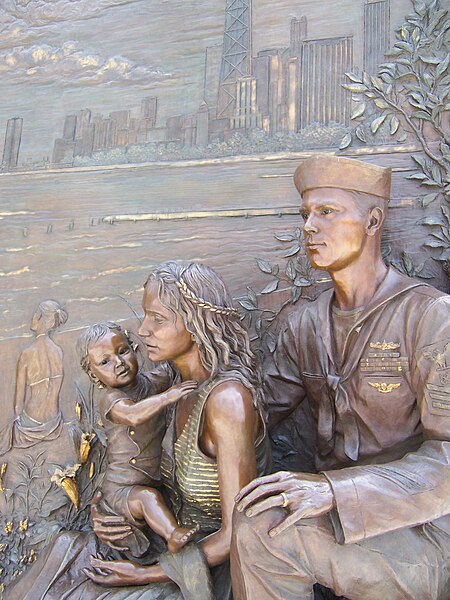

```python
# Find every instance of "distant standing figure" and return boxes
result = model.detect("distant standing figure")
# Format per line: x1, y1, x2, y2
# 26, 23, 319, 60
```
0, 300, 68, 455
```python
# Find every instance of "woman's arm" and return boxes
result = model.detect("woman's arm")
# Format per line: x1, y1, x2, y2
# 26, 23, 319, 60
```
14, 352, 27, 415
108, 380, 197, 427
198, 380, 259, 566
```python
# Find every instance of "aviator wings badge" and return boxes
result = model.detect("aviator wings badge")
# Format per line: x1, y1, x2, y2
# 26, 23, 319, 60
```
368, 381, 401, 394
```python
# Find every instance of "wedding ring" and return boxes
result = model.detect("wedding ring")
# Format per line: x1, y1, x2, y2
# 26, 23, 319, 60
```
280, 492, 289, 508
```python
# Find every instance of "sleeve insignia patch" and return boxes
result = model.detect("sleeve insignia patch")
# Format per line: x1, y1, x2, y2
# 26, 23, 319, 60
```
424, 343, 450, 371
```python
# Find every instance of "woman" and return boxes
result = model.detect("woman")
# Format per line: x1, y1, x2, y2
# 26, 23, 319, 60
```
86, 261, 270, 596
0, 300, 68, 456
6, 262, 269, 600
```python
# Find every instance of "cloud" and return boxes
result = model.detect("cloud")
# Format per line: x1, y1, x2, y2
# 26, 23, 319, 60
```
0, 40, 172, 86
2, 0, 144, 27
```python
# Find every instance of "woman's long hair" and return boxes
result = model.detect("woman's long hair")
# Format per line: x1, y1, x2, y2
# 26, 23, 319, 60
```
146, 261, 263, 408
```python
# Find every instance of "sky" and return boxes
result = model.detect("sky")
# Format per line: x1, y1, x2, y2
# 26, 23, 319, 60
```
0, 0, 411, 160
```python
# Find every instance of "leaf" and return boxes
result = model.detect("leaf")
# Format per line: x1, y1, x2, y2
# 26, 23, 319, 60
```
417, 216, 443, 227
374, 98, 389, 109
370, 76, 384, 91
390, 116, 400, 135
412, 154, 427, 170
402, 252, 413, 273
408, 173, 428, 180
275, 233, 294, 242
286, 259, 296, 280
351, 102, 366, 119
412, 27, 421, 44
342, 83, 367, 93
294, 276, 312, 287
395, 71, 417, 81
412, 0, 426, 16
260, 280, 279, 294
386, 47, 403, 57
437, 53, 450, 77
256, 258, 272, 274
442, 206, 450, 225
431, 165, 443, 185
345, 72, 363, 83
370, 114, 387, 134
266, 333, 277, 354
410, 91, 424, 104
355, 125, 367, 143
271, 263, 279, 276
424, 240, 448, 248
284, 244, 301, 258
411, 110, 432, 121
422, 193, 438, 207
339, 133, 352, 150
418, 55, 441, 65
291, 287, 302, 303
427, 9, 448, 36
255, 317, 262, 334
422, 180, 441, 187
399, 27, 409, 40
395, 41, 413, 53
397, 132, 408, 142
246, 286, 258, 305
237, 299, 257, 311
379, 62, 397, 73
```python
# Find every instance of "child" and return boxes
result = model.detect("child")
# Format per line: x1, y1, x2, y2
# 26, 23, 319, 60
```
77, 321, 198, 554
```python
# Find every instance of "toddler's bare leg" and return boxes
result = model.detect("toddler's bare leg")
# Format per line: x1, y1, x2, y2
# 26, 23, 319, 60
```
128, 486, 198, 553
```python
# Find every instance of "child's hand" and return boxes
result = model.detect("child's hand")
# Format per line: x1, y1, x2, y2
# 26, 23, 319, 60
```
164, 380, 198, 403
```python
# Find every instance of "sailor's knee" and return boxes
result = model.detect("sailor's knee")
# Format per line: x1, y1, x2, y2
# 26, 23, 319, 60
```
232, 506, 286, 548
232, 505, 255, 546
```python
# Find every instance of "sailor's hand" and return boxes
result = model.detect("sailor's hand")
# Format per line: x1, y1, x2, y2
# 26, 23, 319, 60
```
236, 471, 335, 536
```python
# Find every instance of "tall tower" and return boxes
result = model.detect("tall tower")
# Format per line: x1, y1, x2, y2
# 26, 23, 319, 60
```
364, 0, 390, 74
217, 0, 252, 119
2, 118, 23, 170
290, 16, 307, 56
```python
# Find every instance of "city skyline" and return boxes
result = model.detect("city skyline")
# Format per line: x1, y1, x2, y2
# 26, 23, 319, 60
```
0, 0, 412, 166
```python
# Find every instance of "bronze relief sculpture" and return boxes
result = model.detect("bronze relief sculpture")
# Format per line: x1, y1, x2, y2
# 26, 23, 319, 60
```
6, 262, 270, 600
78, 321, 199, 555
0, 301, 68, 456
230, 156, 450, 600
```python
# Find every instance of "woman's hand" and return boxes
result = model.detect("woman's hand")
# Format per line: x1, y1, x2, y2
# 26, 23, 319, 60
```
90, 492, 132, 551
235, 471, 335, 537
84, 557, 151, 587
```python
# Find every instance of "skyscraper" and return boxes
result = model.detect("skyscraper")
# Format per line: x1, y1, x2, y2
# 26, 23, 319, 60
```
364, 0, 390, 74
231, 76, 262, 130
217, 0, 252, 118
299, 36, 353, 128
2, 118, 23, 170
204, 45, 223, 114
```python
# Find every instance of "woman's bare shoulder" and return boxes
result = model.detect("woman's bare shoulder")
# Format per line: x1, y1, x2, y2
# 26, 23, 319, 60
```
205, 379, 255, 423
